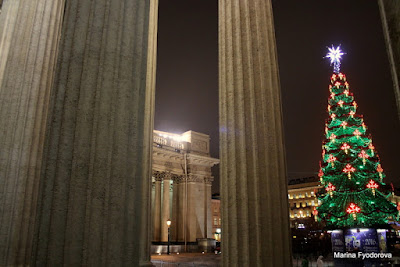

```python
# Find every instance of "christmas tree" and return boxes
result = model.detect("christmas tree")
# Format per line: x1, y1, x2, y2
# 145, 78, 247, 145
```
316, 46, 398, 229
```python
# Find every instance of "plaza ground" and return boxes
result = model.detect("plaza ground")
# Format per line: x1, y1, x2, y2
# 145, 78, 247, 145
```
151, 253, 337, 266
151, 253, 220, 267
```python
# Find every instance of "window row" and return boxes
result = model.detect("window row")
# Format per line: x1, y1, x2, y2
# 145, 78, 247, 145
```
213, 217, 221, 226
288, 191, 315, 199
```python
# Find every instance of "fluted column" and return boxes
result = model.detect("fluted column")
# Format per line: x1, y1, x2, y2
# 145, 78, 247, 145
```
171, 174, 180, 241
161, 173, 171, 242
153, 173, 162, 242
177, 178, 186, 242
0, 1, 65, 266
186, 176, 199, 242
379, 0, 400, 121
205, 177, 213, 238
0, 0, 20, 86
219, 1, 292, 266
32, 0, 158, 266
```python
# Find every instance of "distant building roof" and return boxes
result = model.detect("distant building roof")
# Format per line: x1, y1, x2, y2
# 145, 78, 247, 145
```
288, 176, 319, 186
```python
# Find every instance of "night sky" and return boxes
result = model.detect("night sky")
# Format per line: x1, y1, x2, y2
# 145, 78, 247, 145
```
155, 1, 400, 194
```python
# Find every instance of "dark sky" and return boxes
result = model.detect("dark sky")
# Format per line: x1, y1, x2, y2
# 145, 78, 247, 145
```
155, 0, 400, 194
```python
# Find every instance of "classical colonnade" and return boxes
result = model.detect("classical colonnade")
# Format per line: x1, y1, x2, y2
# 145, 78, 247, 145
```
0, 0, 398, 266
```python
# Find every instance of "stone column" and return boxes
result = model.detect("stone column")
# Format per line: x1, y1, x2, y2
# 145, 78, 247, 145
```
31, 0, 158, 266
177, 178, 186, 242
171, 174, 180, 241
378, 0, 400, 121
186, 175, 204, 242
161, 173, 171, 242
219, 1, 292, 266
153, 172, 162, 242
0, 1, 65, 266
205, 177, 213, 238
0, 0, 20, 86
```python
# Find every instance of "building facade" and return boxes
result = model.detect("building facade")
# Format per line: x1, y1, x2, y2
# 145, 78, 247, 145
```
211, 195, 222, 241
151, 130, 219, 243
288, 177, 321, 229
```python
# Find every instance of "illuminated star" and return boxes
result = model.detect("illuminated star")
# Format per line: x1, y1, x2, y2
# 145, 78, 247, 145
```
325, 45, 345, 73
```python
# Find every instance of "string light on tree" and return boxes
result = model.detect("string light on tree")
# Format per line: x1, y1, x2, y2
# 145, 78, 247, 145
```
346, 203, 361, 220
312, 208, 319, 222
366, 180, 379, 196
377, 164, 384, 179
341, 143, 350, 154
358, 150, 369, 165
318, 168, 324, 182
343, 164, 356, 179
327, 154, 337, 167
353, 129, 361, 138
330, 133, 336, 142
369, 143, 375, 156
326, 182, 336, 197
316, 45, 397, 229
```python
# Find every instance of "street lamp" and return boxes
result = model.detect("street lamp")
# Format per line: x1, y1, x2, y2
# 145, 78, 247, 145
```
216, 228, 221, 241
167, 219, 171, 255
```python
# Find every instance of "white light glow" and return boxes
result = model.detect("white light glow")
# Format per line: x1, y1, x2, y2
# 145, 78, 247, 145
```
351, 228, 369, 233
325, 45, 345, 73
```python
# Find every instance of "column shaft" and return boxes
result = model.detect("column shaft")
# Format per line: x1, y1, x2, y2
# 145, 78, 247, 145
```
171, 179, 179, 241
153, 180, 162, 242
219, 0, 292, 266
187, 182, 200, 242
379, 0, 400, 121
177, 182, 186, 242
0, 1, 64, 265
205, 183, 212, 238
161, 178, 171, 242
0, 0, 20, 86
32, 0, 157, 266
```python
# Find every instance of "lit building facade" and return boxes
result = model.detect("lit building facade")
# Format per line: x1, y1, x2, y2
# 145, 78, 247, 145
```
211, 196, 221, 241
151, 130, 219, 244
288, 177, 321, 228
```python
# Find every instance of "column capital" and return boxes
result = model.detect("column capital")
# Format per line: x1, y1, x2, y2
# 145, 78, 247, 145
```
187, 174, 202, 183
163, 172, 172, 180
204, 176, 214, 185
153, 171, 164, 182
171, 174, 184, 184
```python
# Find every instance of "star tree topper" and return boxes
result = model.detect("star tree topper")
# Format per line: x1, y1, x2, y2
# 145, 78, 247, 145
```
325, 45, 345, 73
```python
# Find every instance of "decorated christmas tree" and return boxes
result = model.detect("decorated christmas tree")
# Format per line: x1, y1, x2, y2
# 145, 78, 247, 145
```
316, 46, 398, 229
